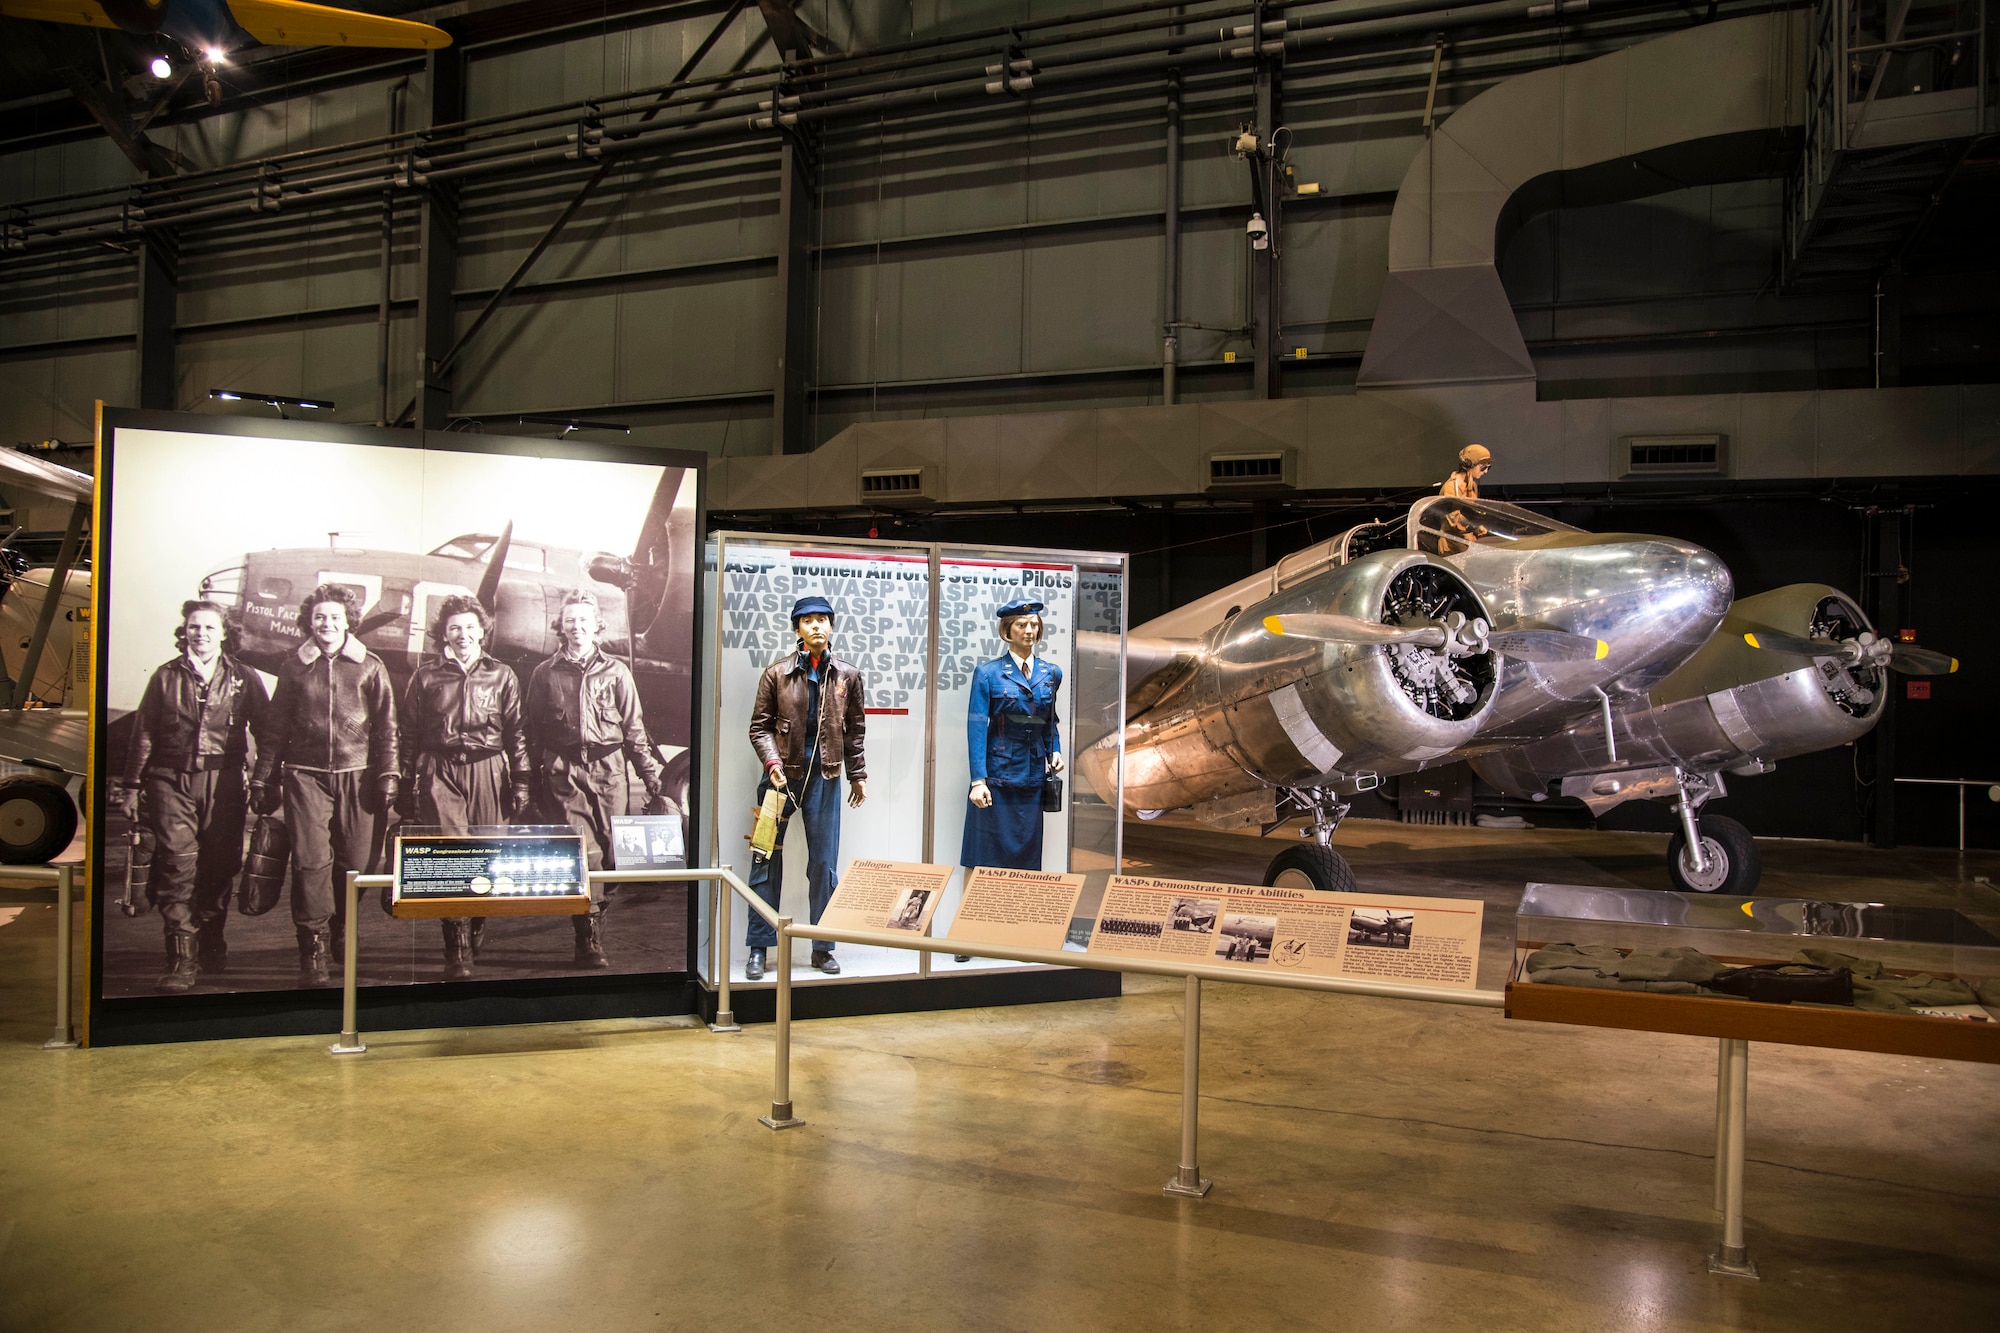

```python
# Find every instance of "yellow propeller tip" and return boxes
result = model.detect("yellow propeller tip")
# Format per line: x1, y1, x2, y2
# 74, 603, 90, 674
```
1743, 632, 1760, 648
1740, 902, 1755, 917
1594, 639, 1609, 661
1950, 658, 1960, 673
1262, 616, 1286, 636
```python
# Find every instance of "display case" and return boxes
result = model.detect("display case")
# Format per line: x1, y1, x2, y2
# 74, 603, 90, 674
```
1506, 883, 2000, 1061
695, 533, 1127, 1001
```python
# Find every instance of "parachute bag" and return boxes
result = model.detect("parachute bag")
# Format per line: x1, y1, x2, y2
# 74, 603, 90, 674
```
239, 815, 290, 917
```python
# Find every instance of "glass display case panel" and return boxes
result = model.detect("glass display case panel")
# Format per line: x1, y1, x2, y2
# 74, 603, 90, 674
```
698, 535, 931, 985
928, 545, 1126, 973
1515, 882, 2000, 1025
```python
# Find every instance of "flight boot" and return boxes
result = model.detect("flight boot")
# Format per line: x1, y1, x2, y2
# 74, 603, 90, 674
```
745, 947, 767, 981
158, 933, 201, 994
195, 918, 228, 974
469, 918, 487, 958
441, 919, 474, 981
573, 912, 609, 969
298, 927, 332, 987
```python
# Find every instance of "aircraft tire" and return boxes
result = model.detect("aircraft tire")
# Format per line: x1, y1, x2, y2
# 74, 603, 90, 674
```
1665, 813, 1760, 895
1263, 844, 1357, 895
0, 777, 78, 866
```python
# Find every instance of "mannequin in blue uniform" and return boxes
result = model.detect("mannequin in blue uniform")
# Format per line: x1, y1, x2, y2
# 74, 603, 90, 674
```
961, 598, 1065, 875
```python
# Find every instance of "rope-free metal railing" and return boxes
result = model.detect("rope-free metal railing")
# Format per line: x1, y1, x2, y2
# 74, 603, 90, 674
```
2, 863, 80, 1049
1891, 777, 2000, 853
327, 865, 1765, 1269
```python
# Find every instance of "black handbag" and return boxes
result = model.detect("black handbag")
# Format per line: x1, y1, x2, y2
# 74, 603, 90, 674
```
1041, 772, 1064, 813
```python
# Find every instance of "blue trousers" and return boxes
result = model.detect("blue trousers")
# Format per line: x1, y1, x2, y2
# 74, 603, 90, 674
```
746, 769, 841, 951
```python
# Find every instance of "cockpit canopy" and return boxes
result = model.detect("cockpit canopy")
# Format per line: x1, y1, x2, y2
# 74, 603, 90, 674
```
1405, 495, 1579, 555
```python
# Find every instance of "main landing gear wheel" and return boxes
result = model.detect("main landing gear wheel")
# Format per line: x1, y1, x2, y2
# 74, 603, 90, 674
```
1264, 844, 1357, 895
0, 777, 77, 865
1666, 813, 1760, 895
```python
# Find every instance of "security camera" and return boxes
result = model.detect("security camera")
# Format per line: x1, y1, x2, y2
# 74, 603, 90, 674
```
1232, 127, 1260, 159
1246, 212, 1269, 250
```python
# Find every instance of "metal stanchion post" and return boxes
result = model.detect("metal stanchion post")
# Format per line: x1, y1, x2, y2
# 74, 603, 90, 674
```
711, 878, 739, 1033
1707, 1038, 1757, 1279
329, 871, 366, 1056
1712, 1038, 1728, 1212
43, 865, 78, 1050
760, 915, 804, 1130
1164, 975, 1212, 1198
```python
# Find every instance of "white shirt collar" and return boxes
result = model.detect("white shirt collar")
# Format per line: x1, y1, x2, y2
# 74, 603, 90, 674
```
184, 652, 219, 682
297, 635, 368, 665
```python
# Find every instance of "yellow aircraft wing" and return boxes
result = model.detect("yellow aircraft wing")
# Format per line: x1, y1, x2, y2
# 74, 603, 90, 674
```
0, 0, 119, 29
224, 0, 450, 48
0, 0, 451, 48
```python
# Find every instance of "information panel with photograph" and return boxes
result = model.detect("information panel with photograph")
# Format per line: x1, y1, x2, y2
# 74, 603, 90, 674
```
90, 410, 703, 1031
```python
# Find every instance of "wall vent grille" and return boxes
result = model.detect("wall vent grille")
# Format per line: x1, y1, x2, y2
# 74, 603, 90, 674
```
860, 466, 931, 503
1204, 449, 1296, 490
1620, 434, 1727, 477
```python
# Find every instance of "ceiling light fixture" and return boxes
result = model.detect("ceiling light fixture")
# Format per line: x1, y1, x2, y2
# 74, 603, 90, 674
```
210, 389, 335, 420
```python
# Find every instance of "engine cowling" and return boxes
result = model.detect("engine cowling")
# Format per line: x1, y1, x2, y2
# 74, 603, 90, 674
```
1472, 584, 1885, 800
1087, 550, 1500, 813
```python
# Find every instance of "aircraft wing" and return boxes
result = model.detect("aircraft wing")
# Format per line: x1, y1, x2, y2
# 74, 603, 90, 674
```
0, 710, 89, 777
224, 0, 451, 48
0, 1, 117, 29
0, 448, 92, 505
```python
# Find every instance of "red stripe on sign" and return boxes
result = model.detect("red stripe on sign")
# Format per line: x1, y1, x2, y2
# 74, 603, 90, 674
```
864, 707, 911, 715
790, 550, 929, 563
942, 559, 1074, 571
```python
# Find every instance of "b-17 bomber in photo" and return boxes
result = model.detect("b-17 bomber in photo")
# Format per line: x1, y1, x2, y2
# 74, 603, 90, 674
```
1078, 494, 1958, 898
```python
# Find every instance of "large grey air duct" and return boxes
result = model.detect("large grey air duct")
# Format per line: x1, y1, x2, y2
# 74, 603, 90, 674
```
1356, 11, 1805, 388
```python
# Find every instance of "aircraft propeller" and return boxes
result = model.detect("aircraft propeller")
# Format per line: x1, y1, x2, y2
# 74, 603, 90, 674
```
476, 522, 515, 615
1263, 613, 1607, 664
1743, 628, 1957, 676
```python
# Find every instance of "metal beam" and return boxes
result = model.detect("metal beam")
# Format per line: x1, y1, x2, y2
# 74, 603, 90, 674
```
771, 128, 816, 454
135, 234, 176, 410
415, 45, 467, 430
1252, 45, 1281, 398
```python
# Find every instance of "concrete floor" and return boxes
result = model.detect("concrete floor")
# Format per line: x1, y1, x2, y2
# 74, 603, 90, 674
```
3, 820, 1998, 1331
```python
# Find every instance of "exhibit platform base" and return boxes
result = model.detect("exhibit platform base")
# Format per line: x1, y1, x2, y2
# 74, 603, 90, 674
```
700, 966, 1119, 1026
88, 974, 703, 1047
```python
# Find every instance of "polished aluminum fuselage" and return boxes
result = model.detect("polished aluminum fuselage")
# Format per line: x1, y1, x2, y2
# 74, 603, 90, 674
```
1085, 510, 1739, 814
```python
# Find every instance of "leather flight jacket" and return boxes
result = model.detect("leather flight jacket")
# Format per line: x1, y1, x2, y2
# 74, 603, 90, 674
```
122, 653, 268, 783
400, 654, 530, 780
749, 651, 867, 786
524, 649, 666, 794
252, 635, 399, 781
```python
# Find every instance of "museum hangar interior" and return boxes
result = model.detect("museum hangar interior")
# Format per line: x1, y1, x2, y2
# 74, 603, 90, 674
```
0, 0, 1997, 1328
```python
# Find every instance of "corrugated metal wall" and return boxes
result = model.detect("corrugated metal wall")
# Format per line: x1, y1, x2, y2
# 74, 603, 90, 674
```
0, 1, 1984, 471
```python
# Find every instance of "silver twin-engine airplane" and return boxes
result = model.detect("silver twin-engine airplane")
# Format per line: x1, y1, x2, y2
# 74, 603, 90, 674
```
1078, 494, 1957, 896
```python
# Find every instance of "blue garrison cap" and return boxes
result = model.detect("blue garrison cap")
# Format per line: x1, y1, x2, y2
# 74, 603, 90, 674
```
790, 594, 835, 625
995, 597, 1045, 620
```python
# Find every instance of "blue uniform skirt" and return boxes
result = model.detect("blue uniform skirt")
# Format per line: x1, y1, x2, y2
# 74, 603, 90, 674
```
961, 784, 1044, 870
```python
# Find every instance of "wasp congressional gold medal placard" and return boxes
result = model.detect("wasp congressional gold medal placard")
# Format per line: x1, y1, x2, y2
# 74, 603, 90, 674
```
393, 830, 590, 918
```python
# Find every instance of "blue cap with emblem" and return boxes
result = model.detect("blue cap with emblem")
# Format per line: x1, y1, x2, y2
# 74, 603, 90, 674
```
995, 597, 1044, 620
790, 594, 835, 626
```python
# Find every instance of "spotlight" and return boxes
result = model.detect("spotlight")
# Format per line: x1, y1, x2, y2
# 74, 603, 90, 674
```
150, 56, 172, 79
204, 47, 226, 64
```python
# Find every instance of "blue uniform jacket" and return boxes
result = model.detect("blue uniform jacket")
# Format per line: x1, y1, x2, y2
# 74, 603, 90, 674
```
967, 652, 1063, 788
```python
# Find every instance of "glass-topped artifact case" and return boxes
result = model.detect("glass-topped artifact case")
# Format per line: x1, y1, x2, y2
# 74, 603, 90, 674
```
696, 533, 1126, 992
1507, 883, 2000, 1060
